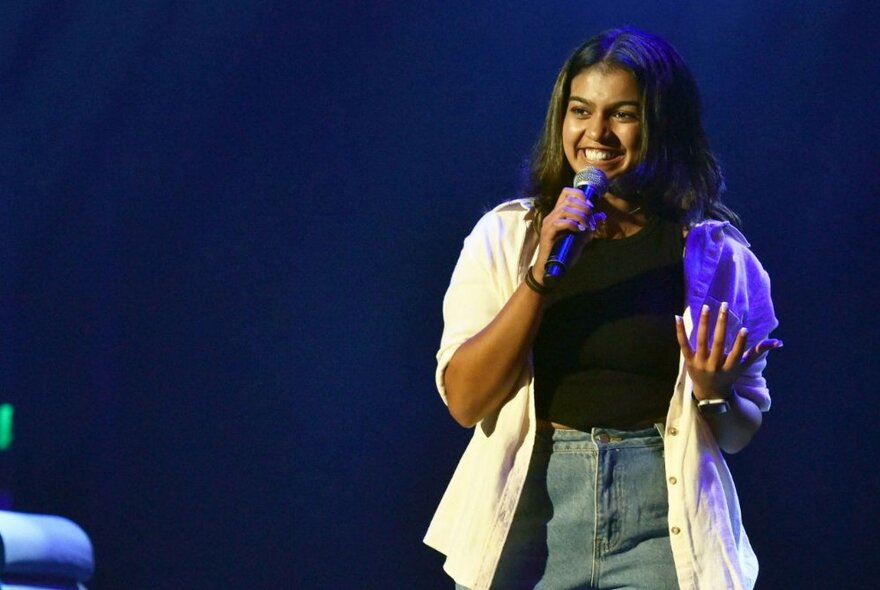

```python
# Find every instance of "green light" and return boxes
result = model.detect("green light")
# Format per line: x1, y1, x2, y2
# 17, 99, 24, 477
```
0, 404, 14, 451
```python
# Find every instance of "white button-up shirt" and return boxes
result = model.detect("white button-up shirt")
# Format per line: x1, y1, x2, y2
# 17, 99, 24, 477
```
425, 199, 778, 590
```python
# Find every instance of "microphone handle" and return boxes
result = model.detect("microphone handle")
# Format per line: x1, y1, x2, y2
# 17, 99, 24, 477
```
542, 184, 601, 288
542, 233, 575, 288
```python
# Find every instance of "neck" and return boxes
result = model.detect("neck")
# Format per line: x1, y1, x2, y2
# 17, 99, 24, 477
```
597, 192, 649, 238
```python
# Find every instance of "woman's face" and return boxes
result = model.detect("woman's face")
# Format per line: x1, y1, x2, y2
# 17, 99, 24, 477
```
562, 66, 642, 181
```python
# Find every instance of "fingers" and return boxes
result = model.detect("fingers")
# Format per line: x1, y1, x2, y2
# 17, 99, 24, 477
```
696, 304, 710, 358
674, 315, 694, 360
680, 302, 782, 400
682, 302, 774, 369
723, 327, 749, 371
536, 186, 605, 276
554, 186, 593, 209
708, 302, 728, 366
550, 187, 595, 233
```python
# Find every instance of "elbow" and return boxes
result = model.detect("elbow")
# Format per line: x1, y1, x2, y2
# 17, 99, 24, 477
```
719, 436, 752, 455
442, 363, 482, 428
717, 404, 763, 454
445, 389, 480, 428
442, 355, 517, 429
447, 403, 478, 429
721, 421, 761, 454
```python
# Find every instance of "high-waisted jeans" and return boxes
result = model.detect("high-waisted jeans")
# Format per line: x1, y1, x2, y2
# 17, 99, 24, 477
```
457, 425, 678, 590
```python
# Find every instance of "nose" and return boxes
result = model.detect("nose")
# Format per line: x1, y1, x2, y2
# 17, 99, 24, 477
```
586, 116, 607, 140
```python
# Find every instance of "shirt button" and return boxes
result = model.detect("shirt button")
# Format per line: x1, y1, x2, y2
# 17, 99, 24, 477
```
668, 426, 679, 436
668, 476, 677, 485
671, 526, 681, 535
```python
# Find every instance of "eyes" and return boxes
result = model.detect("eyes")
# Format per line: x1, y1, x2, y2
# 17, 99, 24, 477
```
568, 105, 640, 122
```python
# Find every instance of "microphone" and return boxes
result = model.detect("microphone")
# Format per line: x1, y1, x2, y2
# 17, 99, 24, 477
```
542, 167, 608, 288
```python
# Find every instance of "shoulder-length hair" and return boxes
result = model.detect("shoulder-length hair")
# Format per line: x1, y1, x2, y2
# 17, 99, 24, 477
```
524, 26, 739, 227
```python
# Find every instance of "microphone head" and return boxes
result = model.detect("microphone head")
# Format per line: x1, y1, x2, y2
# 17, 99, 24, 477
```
573, 167, 608, 194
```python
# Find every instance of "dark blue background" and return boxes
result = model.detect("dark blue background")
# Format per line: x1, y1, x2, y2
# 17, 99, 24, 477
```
1, 2, 877, 588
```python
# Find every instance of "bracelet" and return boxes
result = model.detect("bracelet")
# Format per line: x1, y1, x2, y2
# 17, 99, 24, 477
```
523, 266, 552, 295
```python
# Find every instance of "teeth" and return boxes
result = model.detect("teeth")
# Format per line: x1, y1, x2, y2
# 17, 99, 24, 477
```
583, 148, 617, 161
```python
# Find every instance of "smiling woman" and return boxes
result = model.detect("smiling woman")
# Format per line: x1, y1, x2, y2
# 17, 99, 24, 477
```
425, 26, 781, 590
562, 67, 642, 182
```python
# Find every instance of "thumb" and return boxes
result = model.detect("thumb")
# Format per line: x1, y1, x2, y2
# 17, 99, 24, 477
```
741, 338, 783, 366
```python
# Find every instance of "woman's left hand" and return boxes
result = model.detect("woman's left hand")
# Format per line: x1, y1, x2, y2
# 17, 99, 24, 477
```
675, 302, 783, 401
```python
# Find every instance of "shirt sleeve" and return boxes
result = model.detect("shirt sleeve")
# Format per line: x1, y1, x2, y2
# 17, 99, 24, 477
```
435, 208, 519, 405
730, 236, 779, 412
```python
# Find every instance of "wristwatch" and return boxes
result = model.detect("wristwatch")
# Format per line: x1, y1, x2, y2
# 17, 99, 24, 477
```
696, 397, 730, 415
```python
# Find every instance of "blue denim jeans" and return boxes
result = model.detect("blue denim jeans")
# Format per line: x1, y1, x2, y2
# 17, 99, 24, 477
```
457, 425, 677, 590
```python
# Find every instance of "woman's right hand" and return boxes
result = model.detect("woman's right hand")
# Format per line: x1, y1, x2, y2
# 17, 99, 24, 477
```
533, 186, 605, 280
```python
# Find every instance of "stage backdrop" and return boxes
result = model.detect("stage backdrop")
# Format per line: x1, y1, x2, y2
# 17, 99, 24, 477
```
1, 2, 877, 588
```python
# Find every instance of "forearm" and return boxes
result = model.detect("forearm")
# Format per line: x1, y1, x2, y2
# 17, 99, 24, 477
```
444, 279, 545, 428
701, 389, 763, 454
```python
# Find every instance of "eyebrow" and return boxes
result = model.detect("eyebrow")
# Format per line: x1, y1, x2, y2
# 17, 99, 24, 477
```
569, 96, 640, 108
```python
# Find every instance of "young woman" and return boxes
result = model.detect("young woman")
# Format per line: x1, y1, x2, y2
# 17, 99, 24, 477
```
425, 27, 782, 590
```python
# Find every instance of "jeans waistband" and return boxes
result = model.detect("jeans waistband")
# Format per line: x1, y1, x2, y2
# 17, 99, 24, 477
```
535, 422, 665, 451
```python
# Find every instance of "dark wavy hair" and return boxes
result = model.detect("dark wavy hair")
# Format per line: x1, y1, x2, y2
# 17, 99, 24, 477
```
524, 27, 739, 227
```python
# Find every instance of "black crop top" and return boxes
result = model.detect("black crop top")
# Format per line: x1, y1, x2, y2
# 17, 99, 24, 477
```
533, 215, 684, 430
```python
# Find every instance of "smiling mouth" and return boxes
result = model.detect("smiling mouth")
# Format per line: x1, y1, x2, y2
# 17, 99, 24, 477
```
581, 148, 622, 163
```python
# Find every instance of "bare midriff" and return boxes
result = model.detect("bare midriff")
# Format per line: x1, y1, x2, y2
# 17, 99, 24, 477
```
537, 418, 665, 431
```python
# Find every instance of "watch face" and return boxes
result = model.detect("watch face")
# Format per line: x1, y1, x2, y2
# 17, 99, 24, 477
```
698, 400, 730, 415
